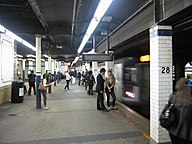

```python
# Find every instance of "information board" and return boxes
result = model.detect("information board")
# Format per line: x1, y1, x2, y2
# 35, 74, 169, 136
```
82, 54, 113, 61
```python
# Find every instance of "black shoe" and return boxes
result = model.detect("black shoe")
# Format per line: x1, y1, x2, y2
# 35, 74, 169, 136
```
97, 107, 102, 110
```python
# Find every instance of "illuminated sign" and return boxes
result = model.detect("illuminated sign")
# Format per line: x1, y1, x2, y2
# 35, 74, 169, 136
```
61, 62, 71, 66
140, 55, 150, 62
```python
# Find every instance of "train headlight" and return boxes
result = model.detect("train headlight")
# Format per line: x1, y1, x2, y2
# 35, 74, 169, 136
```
125, 91, 135, 98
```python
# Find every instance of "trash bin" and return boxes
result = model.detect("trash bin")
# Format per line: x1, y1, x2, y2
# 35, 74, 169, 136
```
11, 81, 24, 103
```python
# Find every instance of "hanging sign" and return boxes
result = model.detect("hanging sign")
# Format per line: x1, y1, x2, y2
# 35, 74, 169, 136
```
82, 54, 113, 61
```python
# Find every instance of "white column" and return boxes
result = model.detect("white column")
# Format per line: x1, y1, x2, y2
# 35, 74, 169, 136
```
105, 61, 114, 71
48, 56, 52, 73
36, 35, 41, 73
85, 62, 90, 71
22, 59, 26, 80
150, 25, 173, 143
82, 64, 86, 72
35, 34, 42, 109
92, 61, 98, 78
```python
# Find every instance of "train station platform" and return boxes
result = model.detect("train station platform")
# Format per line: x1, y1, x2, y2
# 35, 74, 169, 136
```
0, 80, 149, 144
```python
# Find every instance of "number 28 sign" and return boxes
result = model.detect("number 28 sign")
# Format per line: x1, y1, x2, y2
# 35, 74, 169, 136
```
161, 67, 171, 73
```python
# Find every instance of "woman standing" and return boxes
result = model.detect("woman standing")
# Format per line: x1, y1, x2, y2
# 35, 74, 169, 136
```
105, 69, 118, 110
40, 74, 50, 110
168, 78, 192, 144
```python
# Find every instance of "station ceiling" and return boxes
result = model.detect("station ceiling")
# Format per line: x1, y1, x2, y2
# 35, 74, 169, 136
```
0, 0, 148, 62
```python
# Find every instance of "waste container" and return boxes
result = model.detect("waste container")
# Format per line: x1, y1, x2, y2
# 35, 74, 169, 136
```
11, 81, 24, 103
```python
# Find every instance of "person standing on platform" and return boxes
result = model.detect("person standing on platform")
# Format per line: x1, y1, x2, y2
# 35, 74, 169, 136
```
87, 70, 95, 95
105, 69, 118, 110
40, 74, 52, 110
77, 70, 81, 86
96, 68, 109, 112
167, 78, 192, 144
64, 71, 71, 90
28, 70, 36, 96
81, 71, 86, 86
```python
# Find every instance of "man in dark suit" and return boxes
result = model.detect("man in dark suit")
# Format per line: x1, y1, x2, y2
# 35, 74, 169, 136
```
96, 68, 109, 112
28, 70, 36, 96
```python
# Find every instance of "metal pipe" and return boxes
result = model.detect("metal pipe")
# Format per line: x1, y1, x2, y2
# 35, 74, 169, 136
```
96, 0, 153, 48
70, 0, 77, 48
27, 0, 49, 30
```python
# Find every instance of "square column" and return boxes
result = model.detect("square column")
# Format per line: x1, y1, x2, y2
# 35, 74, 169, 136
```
150, 25, 173, 143
35, 35, 42, 109
92, 62, 98, 79
105, 61, 114, 71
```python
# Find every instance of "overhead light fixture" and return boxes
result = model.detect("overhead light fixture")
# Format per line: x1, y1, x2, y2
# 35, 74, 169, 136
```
41, 59, 45, 62
77, 0, 113, 54
56, 45, 63, 49
27, 54, 36, 58
0, 24, 36, 51
71, 57, 79, 66
0, 25, 6, 33
16, 54, 23, 58
43, 54, 49, 58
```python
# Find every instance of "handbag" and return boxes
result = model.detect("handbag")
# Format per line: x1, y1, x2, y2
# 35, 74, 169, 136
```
159, 94, 176, 129
38, 81, 46, 92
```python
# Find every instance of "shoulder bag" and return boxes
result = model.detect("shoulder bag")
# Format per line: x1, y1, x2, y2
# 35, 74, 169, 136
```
38, 81, 46, 92
159, 94, 176, 129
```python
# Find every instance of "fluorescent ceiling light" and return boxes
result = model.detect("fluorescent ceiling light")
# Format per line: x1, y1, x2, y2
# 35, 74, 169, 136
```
27, 54, 36, 58
0, 25, 6, 33
41, 59, 45, 61
77, 0, 113, 54
43, 54, 49, 58
72, 57, 79, 66
27, 58, 35, 61
17, 54, 23, 58
0, 24, 36, 51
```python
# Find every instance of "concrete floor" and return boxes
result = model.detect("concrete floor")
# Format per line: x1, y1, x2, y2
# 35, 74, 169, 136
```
0, 80, 149, 144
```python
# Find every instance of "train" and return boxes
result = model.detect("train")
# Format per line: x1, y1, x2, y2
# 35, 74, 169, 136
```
113, 56, 150, 118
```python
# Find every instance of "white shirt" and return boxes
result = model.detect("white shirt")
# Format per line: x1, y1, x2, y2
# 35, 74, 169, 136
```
65, 73, 71, 80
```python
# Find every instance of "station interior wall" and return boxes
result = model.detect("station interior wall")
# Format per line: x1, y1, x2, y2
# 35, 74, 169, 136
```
0, 34, 15, 104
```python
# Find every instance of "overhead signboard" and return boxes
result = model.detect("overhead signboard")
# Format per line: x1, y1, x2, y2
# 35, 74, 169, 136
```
82, 54, 113, 62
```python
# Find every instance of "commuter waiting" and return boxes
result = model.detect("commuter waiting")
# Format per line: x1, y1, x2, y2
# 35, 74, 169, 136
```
28, 70, 36, 96
166, 78, 192, 144
86, 70, 95, 95
105, 69, 118, 110
96, 68, 109, 112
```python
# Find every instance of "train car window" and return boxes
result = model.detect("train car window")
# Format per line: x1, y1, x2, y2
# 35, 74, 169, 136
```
124, 67, 137, 84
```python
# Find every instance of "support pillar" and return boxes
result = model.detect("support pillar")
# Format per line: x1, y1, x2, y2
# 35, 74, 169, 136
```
48, 56, 52, 93
35, 35, 42, 109
22, 59, 26, 81
58, 61, 61, 82
105, 61, 114, 72
150, 25, 173, 143
54, 60, 56, 86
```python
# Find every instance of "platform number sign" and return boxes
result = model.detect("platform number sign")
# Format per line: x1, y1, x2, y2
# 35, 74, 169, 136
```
161, 67, 171, 73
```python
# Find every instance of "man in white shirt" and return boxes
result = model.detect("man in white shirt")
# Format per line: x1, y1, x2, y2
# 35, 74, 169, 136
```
64, 71, 71, 90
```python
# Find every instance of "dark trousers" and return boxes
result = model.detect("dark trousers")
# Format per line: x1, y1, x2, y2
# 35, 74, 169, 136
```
88, 86, 93, 95
82, 79, 85, 86
106, 89, 116, 107
78, 78, 81, 85
28, 81, 36, 95
65, 80, 70, 90
97, 92, 106, 109
169, 133, 192, 144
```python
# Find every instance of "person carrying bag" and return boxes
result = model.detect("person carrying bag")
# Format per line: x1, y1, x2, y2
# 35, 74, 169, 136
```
38, 74, 52, 110
160, 78, 192, 144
